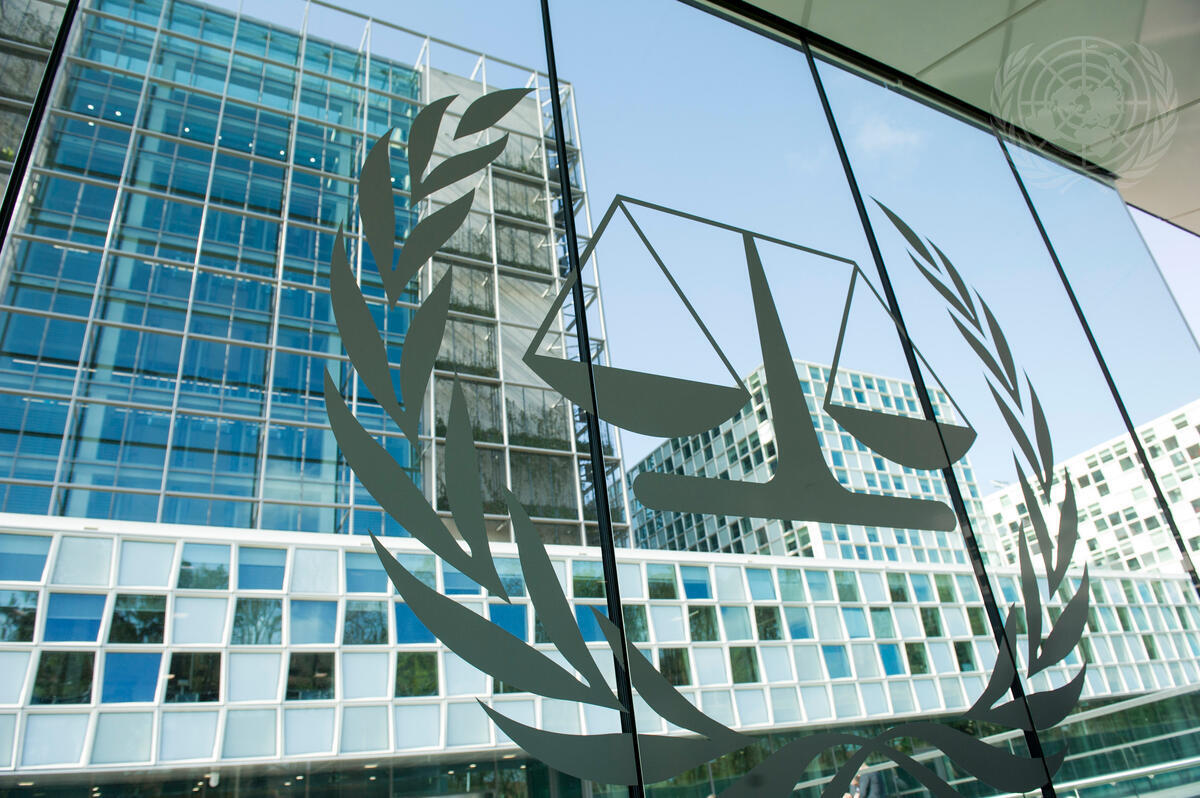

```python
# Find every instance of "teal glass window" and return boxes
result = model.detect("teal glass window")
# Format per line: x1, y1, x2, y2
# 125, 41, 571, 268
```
834, 571, 860, 602
746, 568, 775, 600
870, 607, 895, 638
905, 643, 929, 675
754, 606, 782, 640
879, 644, 904, 675
842, 607, 870, 638
108, 594, 166, 644
394, 651, 437, 697
488, 603, 527, 641
805, 570, 833, 601
680, 565, 711, 599
822, 645, 851, 679
394, 602, 433, 644
572, 561, 605, 598
231, 598, 283, 644
495, 558, 526, 597
623, 605, 649, 643
720, 606, 753, 640
102, 652, 160, 702
778, 569, 805, 601
31, 651, 94, 704
574, 604, 606, 642
689, 606, 718, 641
731, 647, 760, 683
658, 648, 690, 686
646, 563, 678, 599
345, 552, 387, 593
0, 534, 50, 580
784, 606, 813, 639
398, 553, 435, 588
290, 600, 336, 644
910, 573, 934, 602
921, 608, 944, 637
165, 652, 221, 702
954, 642, 976, 671
934, 574, 956, 602
178, 543, 230, 589
286, 652, 333, 700
44, 593, 106, 641
888, 572, 909, 602
442, 564, 481, 595
344, 600, 387, 645
967, 607, 988, 636
238, 547, 285, 590
0, 590, 37, 641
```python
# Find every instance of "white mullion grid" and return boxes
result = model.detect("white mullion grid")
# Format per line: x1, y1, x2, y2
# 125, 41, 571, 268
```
253, 1, 312, 530
45, 1, 169, 516
153, 8, 242, 524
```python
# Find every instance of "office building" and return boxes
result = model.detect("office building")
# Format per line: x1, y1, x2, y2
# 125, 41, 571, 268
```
985, 398, 1200, 574
628, 361, 993, 566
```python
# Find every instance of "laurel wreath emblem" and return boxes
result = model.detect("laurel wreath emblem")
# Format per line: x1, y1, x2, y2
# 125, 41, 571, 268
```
324, 87, 1089, 796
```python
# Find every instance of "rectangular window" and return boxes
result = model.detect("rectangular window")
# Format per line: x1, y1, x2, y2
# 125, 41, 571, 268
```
31, 651, 94, 704
290, 600, 337, 644
834, 571, 859, 602
680, 565, 711, 599
237, 546, 285, 590
572, 560, 606, 598
879, 644, 904, 675
920, 608, 944, 637
720, 606, 753, 640
623, 605, 649, 643
954, 642, 976, 671
165, 652, 221, 702
754, 606, 782, 640
344, 600, 388, 645
442, 563, 481, 595
646, 563, 679, 599
178, 543, 230, 589
102, 652, 160, 702
805, 570, 833, 601
344, 551, 387, 593
394, 651, 437, 697
731, 647, 760, 683
842, 607, 870, 638
689, 606, 718, 641
0, 590, 37, 641
44, 593, 106, 641
286, 652, 334, 700
746, 568, 775, 600
934, 574, 956, 602
657, 648, 690, 686
395, 603, 434, 644
887, 572, 909, 602
487, 603, 527, 642
870, 608, 895, 638
784, 606, 813, 639
108, 594, 166, 644
821, 645, 850, 679
231, 598, 283, 644
909, 573, 934, 602
905, 643, 929, 675
0, 534, 51, 580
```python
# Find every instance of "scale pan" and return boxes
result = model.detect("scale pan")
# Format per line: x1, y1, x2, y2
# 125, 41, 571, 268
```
825, 403, 975, 471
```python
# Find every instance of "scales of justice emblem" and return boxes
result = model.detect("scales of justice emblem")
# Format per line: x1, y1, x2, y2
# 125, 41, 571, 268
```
325, 87, 1088, 797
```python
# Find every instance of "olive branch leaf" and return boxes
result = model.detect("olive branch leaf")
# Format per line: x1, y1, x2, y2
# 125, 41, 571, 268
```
326, 86, 750, 787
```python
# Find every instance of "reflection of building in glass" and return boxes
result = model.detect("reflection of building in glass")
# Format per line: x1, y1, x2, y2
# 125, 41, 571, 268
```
628, 361, 991, 565
0, 1, 66, 194
984, 399, 1200, 574
0, 515, 1195, 784
0, 0, 630, 548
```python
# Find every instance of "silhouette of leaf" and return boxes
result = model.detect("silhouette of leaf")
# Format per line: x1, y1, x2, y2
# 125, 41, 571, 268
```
371, 535, 605, 704
908, 252, 977, 332
324, 372, 506, 597
972, 667, 1086, 730
930, 240, 979, 328
445, 377, 504, 600
967, 609, 1020, 718
507, 488, 621, 710
387, 190, 474, 306
1031, 566, 1089, 676
594, 610, 745, 746
396, 268, 452, 442
455, 87, 533, 139
988, 383, 1040, 478
1050, 479, 1079, 594
359, 128, 396, 283
822, 748, 959, 798
951, 314, 1014, 403
1015, 457, 1054, 578
412, 135, 507, 203
409, 95, 455, 188
979, 296, 1018, 396
874, 199, 937, 271
328, 226, 404, 433
1028, 376, 1054, 488
1017, 529, 1043, 667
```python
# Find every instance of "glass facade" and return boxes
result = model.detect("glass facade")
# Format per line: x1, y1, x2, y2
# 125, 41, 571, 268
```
0, 0, 1197, 795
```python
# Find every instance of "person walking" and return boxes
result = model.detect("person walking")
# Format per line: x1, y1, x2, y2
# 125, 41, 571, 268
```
844, 766, 886, 798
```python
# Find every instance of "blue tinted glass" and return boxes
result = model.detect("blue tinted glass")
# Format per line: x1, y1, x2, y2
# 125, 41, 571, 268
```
494, 558, 526, 597
102, 652, 161, 702
574, 605, 606, 642
489, 604, 527, 641
879, 644, 904, 675
345, 552, 387, 593
1000, 578, 1019, 604
805, 571, 833, 601
178, 543, 230, 589
290, 600, 336, 644
910, 574, 934, 602
778, 569, 804, 601
746, 569, 776, 600
443, 564, 480, 595
237, 547, 285, 589
784, 606, 812, 639
44, 593, 106, 641
822, 645, 851, 678
680, 566, 711, 599
842, 608, 870, 638
0, 534, 51, 580
394, 602, 433, 643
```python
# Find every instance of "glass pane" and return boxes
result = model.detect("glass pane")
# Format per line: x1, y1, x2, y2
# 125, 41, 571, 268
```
237, 546, 285, 590
345, 551, 387, 593
231, 598, 283, 645
165, 652, 221, 702
290, 599, 337, 644
395, 651, 437, 697
51, 536, 112, 586
343, 600, 387, 645
44, 592, 106, 641
177, 543, 229, 589
101, 652, 161, 702
31, 650, 95, 704
0, 590, 37, 642
117, 540, 174, 587
108, 594, 166, 643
